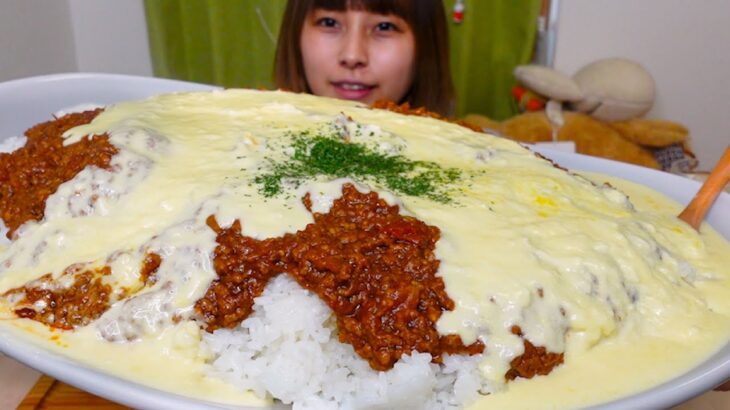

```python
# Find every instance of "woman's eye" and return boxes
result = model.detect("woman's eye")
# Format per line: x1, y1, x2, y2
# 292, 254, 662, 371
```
316, 17, 338, 28
375, 21, 399, 32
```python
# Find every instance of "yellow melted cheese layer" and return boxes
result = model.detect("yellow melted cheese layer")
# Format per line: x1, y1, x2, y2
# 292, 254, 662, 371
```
0, 90, 728, 408
472, 173, 730, 409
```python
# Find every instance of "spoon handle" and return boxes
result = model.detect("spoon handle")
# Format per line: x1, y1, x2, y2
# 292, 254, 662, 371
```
678, 146, 730, 230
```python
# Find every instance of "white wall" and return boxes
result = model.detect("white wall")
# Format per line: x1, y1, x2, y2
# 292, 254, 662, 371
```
554, 0, 730, 171
67, 0, 152, 76
0, 0, 77, 82
0, 0, 151, 83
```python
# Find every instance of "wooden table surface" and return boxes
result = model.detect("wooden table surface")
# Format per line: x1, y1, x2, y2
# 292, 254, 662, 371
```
14, 375, 730, 410
18, 376, 129, 410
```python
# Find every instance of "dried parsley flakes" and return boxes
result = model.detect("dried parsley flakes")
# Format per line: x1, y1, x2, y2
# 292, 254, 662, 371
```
254, 134, 462, 203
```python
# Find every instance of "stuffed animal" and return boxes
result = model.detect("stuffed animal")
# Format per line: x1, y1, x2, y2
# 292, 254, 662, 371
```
465, 111, 695, 170
465, 58, 697, 172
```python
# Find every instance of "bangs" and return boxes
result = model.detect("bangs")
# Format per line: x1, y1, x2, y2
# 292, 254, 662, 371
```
310, 0, 415, 20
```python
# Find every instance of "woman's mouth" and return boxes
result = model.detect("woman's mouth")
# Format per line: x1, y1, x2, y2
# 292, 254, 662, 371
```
331, 82, 376, 101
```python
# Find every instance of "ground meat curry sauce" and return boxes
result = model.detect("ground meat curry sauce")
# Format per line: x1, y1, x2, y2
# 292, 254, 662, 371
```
0, 109, 116, 238
0, 89, 729, 409
0, 111, 162, 332
198, 184, 485, 371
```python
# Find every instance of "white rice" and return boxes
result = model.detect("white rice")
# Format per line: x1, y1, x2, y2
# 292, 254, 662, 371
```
201, 275, 485, 410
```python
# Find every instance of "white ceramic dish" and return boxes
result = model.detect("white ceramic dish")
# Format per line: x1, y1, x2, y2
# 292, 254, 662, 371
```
0, 73, 728, 410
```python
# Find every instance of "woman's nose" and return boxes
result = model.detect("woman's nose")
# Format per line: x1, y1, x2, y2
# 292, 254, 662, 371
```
339, 31, 368, 69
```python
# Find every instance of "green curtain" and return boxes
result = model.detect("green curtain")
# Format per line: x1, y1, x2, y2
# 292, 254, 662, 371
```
447, 0, 540, 118
144, 0, 286, 89
144, 0, 539, 119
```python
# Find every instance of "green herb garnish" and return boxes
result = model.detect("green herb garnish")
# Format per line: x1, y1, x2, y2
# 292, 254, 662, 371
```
254, 133, 462, 202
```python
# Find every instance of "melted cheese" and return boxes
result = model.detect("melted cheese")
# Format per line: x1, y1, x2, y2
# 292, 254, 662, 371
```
0, 90, 729, 409
471, 173, 730, 409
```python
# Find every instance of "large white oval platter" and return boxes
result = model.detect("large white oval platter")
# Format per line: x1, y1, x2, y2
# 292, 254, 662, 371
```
0, 73, 728, 410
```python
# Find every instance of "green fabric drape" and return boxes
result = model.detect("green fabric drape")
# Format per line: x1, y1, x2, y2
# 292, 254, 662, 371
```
144, 0, 286, 89
448, 0, 540, 118
144, 0, 539, 119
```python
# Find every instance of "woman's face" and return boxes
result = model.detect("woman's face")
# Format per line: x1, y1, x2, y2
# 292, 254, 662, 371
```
300, 8, 416, 105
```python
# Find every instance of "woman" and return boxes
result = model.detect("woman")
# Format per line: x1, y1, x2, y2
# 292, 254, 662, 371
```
274, 0, 454, 116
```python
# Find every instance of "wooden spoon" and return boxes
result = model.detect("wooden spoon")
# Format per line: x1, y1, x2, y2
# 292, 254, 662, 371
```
678, 146, 730, 230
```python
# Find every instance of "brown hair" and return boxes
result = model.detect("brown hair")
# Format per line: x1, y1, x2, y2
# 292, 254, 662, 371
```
274, 0, 455, 116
